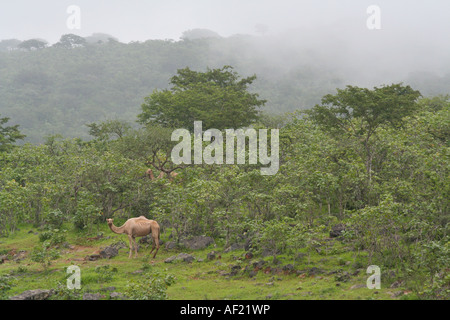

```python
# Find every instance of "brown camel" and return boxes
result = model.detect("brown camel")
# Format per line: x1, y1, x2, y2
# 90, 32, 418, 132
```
146, 168, 178, 181
107, 216, 160, 258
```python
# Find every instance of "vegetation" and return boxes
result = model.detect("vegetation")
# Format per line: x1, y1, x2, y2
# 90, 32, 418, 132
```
0, 53, 448, 300
1, 33, 449, 144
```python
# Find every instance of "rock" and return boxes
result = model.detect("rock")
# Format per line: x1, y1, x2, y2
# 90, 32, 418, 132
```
165, 253, 195, 263
248, 271, 257, 278
177, 253, 195, 263
335, 271, 350, 282
307, 267, 323, 276
392, 291, 404, 298
282, 264, 295, 273
224, 243, 244, 253
165, 241, 177, 250
0, 255, 7, 264
12, 250, 27, 261
83, 293, 104, 300
390, 280, 403, 289
164, 255, 177, 263
10, 289, 53, 300
110, 292, 124, 299
99, 246, 119, 259
182, 236, 215, 250
86, 254, 101, 261
230, 265, 241, 276
252, 260, 267, 270
330, 224, 346, 238
350, 284, 366, 290
207, 251, 216, 260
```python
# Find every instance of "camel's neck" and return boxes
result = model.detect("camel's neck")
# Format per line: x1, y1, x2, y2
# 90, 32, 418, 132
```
109, 223, 126, 235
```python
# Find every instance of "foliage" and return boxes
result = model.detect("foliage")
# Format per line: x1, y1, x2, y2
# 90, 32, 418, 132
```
124, 272, 176, 300
137, 66, 266, 131
0, 115, 25, 152
30, 241, 60, 271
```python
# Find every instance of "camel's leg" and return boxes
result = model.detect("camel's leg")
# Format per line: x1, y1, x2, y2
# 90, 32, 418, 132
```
151, 235, 160, 259
127, 235, 133, 259
132, 236, 138, 258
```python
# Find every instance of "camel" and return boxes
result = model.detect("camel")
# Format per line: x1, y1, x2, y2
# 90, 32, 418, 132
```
146, 168, 178, 181
106, 216, 160, 259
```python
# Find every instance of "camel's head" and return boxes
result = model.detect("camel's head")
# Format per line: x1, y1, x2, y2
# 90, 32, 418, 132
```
106, 218, 113, 226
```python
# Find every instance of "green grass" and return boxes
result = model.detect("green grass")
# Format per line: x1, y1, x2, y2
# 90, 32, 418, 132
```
0, 223, 413, 300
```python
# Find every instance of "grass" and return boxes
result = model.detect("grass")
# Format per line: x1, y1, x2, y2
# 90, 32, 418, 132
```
0, 223, 414, 300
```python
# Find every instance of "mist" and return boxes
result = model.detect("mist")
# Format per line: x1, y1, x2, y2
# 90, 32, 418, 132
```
1, 0, 449, 89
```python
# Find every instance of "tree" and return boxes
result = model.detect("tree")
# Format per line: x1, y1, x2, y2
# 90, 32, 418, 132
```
53, 34, 86, 49
137, 66, 266, 131
308, 84, 421, 187
18, 39, 48, 51
0, 115, 26, 152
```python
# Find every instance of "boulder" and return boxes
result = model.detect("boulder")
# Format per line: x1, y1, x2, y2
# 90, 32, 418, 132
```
99, 246, 119, 259
164, 253, 195, 263
330, 224, 346, 238
182, 236, 215, 250
177, 253, 195, 263
10, 289, 53, 300
165, 241, 177, 250
164, 255, 177, 263
83, 293, 104, 300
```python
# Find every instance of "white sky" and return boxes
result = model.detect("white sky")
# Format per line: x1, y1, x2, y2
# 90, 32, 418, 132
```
1, 0, 449, 44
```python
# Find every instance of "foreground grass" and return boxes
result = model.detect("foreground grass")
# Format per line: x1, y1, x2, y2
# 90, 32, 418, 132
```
0, 223, 413, 300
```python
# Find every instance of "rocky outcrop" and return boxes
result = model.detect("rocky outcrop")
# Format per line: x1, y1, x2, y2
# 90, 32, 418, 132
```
10, 289, 53, 300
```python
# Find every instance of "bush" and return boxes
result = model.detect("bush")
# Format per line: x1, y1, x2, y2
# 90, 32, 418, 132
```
124, 272, 175, 300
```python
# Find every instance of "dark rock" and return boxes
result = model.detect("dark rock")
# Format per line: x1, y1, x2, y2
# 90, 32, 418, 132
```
282, 264, 295, 273
10, 289, 53, 300
83, 293, 104, 300
177, 253, 195, 263
330, 224, 346, 238
390, 280, 403, 289
110, 292, 125, 299
230, 265, 241, 276
248, 270, 257, 278
224, 243, 244, 253
12, 250, 27, 261
87, 254, 101, 261
164, 255, 177, 263
165, 241, 177, 250
182, 236, 215, 250
335, 271, 351, 282
307, 267, 323, 276
252, 260, 267, 269
99, 246, 119, 259
245, 252, 253, 259
207, 251, 216, 260
350, 284, 366, 290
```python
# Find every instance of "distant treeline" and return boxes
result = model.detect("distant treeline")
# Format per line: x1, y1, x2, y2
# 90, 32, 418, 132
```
0, 31, 449, 143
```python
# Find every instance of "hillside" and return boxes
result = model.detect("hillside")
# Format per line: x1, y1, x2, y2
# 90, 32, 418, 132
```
1, 33, 450, 144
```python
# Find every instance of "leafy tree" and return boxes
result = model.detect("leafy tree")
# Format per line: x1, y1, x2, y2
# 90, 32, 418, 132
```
0, 115, 25, 152
53, 34, 87, 49
86, 119, 131, 141
17, 39, 48, 51
308, 84, 422, 199
137, 66, 266, 131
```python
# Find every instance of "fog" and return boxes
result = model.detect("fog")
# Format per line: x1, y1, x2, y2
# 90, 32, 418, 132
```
1, 0, 449, 86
